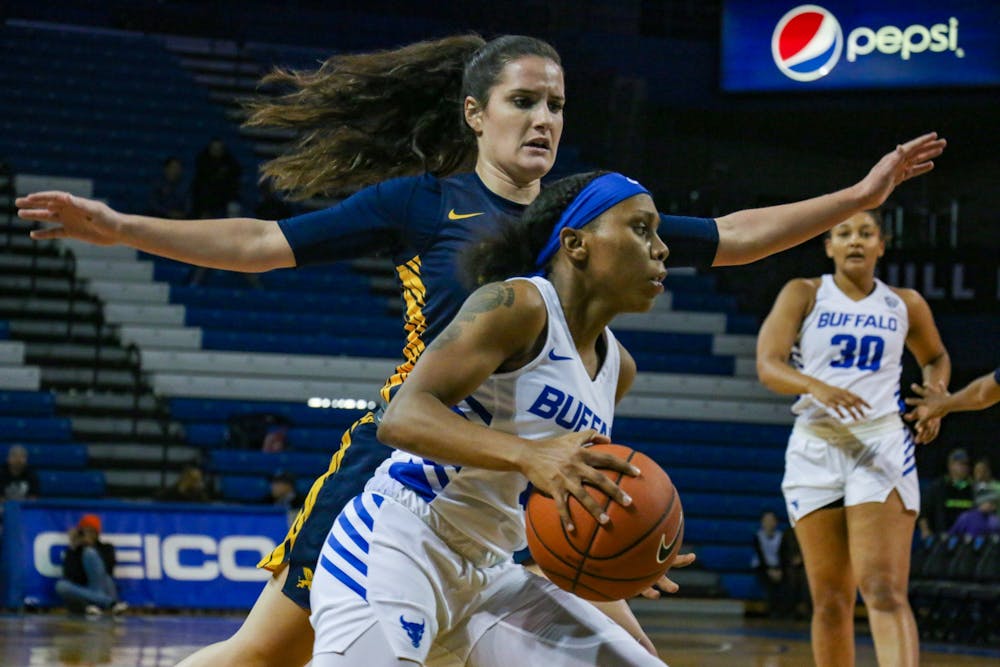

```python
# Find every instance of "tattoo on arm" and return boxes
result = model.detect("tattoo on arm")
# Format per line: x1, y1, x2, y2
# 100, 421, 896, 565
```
428, 283, 516, 351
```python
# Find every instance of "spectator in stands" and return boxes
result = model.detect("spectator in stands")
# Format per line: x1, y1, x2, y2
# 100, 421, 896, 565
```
919, 448, 975, 538
55, 514, 127, 616
751, 510, 785, 617
191, 138, 241, 219
266, 470, 303, 524
148, 156, 190, 219
949, 488, 1000, 538
972, 457, 1000, 503
156, 464, 214, 503
16, 31, 945, 667
1, 445, 40, 502
780, 527, 810, 620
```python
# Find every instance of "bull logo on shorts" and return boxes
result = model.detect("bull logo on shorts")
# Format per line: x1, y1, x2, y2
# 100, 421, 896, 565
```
400, 615, 425, 648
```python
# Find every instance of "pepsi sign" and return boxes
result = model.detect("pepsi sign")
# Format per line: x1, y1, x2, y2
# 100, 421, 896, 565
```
723, 0, 1000, 91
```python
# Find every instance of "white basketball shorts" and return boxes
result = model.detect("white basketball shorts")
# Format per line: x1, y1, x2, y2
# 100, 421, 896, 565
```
782, 414, 919, 526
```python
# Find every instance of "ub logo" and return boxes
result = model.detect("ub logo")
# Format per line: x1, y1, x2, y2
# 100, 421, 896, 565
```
399, 615, 426, 648
296, 567, 313, 590
884, 295, 899, 308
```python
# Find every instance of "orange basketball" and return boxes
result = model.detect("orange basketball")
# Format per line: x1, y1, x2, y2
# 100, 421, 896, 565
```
525, 443, 684, 601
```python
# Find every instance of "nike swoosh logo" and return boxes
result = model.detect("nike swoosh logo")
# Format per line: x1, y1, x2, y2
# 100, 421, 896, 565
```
548, 350, 573, 361
448, 209, 485, 220
656, 514, 684, 563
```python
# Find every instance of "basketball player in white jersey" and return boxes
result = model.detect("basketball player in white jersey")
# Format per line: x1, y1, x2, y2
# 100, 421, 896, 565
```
308, 171, 670, 666
757, 211, 950, 667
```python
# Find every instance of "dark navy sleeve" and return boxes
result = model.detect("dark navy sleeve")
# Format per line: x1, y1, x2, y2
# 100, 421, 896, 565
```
277, 174, 441, 266
993, 367, 1000, 385
659, 214, 719, 270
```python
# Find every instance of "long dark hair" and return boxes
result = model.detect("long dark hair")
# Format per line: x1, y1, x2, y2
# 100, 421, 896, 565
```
246, 34, 561, 199
462, 171, 607, 286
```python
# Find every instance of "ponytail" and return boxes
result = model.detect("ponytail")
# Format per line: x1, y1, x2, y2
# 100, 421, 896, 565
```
246, 34, 561, 200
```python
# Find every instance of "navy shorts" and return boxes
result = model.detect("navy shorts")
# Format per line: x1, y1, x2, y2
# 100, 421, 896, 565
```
258, 411, 391, 610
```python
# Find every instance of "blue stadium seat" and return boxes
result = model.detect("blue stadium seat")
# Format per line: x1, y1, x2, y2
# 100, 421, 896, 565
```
0, 391, 56, 417
0, 444, 88, 469
675, 492, 784, 521
0, 417, 73, 442
684, 518, 760, 545
636, 441, 786, 470
692, 545, 753, 572
206, 450, 330, 477
720, 573, 762, 600
219, 475, 270, 503
36, 470, 106, 497
170, 398, 364, 428
614, 418, 790, 447
668, 467, 782, 495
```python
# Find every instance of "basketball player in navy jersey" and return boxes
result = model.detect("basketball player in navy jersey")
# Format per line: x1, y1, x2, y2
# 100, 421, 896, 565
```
18, 32, 946, 667
757, 211, 950, 667
312, 171, 669, 666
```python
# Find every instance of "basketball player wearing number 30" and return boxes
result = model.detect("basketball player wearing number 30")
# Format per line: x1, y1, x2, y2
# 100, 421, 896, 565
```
756, 211, 950, 667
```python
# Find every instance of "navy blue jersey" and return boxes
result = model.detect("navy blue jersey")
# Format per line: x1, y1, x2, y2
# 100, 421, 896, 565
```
279, 172, 718, 402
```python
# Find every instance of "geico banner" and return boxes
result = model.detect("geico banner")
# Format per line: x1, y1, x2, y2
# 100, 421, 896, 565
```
1, 500, 288, 609
722, 0, 1000, 91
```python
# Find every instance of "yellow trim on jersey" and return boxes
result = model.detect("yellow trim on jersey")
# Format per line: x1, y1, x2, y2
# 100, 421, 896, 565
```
380, 255, 428, 403
257, 411, 377, 571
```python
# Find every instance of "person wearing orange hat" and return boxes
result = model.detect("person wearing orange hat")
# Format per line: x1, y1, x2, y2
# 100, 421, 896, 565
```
54, 514, 127, 616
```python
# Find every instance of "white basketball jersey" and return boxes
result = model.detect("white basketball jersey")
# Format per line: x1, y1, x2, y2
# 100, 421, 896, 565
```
791, 275, 909, 424
367, 276, 621, 559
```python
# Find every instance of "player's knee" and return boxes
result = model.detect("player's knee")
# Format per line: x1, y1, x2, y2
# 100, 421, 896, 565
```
858, 574, 906, 613
810, 586, 854, 622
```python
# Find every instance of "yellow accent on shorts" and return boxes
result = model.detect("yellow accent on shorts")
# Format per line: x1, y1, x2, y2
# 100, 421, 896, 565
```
257, 411, 377, 570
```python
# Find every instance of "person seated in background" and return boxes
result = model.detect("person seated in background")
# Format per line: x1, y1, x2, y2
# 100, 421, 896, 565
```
55, 514, 127, 616
949, 488, 1000, 538
751, 510, 786, 618
780, 525, 810, 620
919, 448, 975, 538
1, 445, 39, 502
265, 470, 304, 525
972, 457, 1000, 506
149, 156, 190, 219
156, 464, 214, 503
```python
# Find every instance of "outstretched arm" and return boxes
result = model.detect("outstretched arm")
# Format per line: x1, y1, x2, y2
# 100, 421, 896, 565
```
16, 191, 294, 272
906, 369, 1000, 424
712, 132, 946, 266
897, 289, 950, 443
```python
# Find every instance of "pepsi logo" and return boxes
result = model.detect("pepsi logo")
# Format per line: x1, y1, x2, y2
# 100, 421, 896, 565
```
772, 5, 843, 82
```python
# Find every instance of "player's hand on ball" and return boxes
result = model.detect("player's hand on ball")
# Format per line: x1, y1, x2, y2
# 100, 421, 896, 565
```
17, 191, 123, 246
521, 429, 638, 532
853, 132, 946, 211
638, 551, 696, 599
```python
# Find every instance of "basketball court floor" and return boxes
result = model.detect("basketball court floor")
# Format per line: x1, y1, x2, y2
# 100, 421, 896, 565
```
1, 602, 997, 666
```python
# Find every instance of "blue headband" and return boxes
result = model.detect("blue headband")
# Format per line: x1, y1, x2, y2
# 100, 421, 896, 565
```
533, 172, 650, 271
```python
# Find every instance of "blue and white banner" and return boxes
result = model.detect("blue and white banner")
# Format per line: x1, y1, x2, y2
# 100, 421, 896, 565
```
722, 0, 1000, 91
1, 500, 288, 609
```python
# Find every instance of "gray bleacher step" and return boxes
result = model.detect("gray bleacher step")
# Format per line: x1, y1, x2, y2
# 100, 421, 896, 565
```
712, 334, 757, 357
0, 340, 26, 364
0, 275, 85, 295
87, 280, 172, 304
178, 57, 260, 75
192, 72, 260, 90
734, 358, 757, 378
118, 325, 202, 350
71, 416, 181, 440
56, 391, 159, 414
103, 303, 187, 326
0, 254, 69, 274
26, 342, 131, 365
613, 311, 727, 334
0, 365, 41, 391
56, 240, 138, 261
618, 394, 794, 425
88, 442, 200, 465
41, 366, 138, 389
74, 259, 153, 283
104, 469, 174, 493
0, 296, 100, 317
0, 236, 61, 254
7, 319, 119, 343
629, 372, 783, 403
139, 349, 396, 381
240, 126, 296, 141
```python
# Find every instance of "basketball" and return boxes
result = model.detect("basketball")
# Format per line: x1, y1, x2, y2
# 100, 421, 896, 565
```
525, 443, 684, 601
